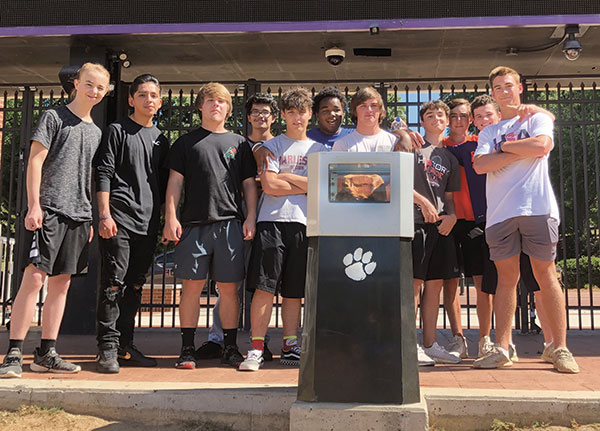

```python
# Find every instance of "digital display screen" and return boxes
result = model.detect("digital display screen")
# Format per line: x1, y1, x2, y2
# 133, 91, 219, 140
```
328, 163, 391, 203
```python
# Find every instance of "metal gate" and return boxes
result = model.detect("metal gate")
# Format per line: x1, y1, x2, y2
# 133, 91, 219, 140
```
1, 77, 598, 331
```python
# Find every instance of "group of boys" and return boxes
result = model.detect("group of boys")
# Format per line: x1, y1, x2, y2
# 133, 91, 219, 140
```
0, 64, 578, 379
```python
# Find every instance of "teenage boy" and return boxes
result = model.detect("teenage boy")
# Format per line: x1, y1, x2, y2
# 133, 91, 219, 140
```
240, 88, 325, 371
0, 63, 110, 378
412, 100, 462, 365
197, 93, 278, 361
306, 86, 353, 147
94, 74, 169, 373
332, 87, 397, 152
163, 82, 258, 369
472, 66, 578, 373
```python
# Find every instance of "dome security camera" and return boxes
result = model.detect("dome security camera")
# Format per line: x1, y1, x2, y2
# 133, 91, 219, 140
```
325, 48, 346, 66
563, 35, 582, 61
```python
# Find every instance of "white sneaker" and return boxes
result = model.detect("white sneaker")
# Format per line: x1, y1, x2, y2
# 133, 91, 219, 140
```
447, 334, 468, 359
478, 335, 494, 358
508, 343, 519, 363
417, 344, 435, 367
239, 349, 264, 371
424, 342, 461, 364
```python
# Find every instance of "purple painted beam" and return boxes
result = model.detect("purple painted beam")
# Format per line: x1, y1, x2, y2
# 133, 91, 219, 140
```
0, 15, 599, 37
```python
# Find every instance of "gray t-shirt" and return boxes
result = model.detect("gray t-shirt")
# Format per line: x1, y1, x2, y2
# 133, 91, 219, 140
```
413, 142, 460, 225
258, 134, 325, 225
31, 106, 102, 221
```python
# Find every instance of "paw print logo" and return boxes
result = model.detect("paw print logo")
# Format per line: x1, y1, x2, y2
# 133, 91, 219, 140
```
343, 247, 377, 281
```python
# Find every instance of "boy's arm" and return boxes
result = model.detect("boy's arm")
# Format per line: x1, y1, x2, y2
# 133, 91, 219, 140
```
499, 135, 553, 158
413, 190, 439, 223
277, 172, 307, 193
97, 191, 118, 238
437, 192, 457, 236
253, 145, 275, 175
241, 177, 257, 240
162, 170, 184, 243
473, 152, 524, 174
25, 141, 49, 230
260, 171, 305, 196
95, 128, 119, 239
518, 104, 556, 122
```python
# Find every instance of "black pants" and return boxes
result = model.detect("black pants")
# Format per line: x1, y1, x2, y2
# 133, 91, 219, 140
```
96, 226, 156, 348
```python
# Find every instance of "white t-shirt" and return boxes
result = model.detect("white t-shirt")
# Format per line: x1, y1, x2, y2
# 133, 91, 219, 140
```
258, 134, 325, 225
331, 129, 396, 152
474, 112, 559, 227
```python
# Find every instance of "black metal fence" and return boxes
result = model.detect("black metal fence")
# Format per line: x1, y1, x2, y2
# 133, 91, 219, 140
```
1, 77, 598, 331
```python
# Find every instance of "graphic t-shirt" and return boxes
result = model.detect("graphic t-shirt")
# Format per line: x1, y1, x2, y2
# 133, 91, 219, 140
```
474, 113, 558, 227
258, 135, 325, 225
168, 128, 257, 226
31, 106, 102, 222
331, 129, 396, 152
307, 126, 353, 149
413, 142, 460, 225
442, 136, 478, 221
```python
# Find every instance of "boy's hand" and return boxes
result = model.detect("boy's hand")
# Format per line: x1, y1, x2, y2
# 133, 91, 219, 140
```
242, 217, 256, 240
89, 226, 94, 243
162, 218, 182, 244
24, 205, 43, 231
254, 146, 275, 175
437, 214, 457, 236
408, 131, 425, 149
99, 217, 118, 239
418, 200, 440, 224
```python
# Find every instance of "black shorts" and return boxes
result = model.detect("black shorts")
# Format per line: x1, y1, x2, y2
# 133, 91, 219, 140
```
481, 252, 540, 295
174, 219, 245, 283
22, 209, 90, 276
451, 220, 486, 277
412, 223, 460, 281
99, 225, 157, 289
246, 221, 307, 299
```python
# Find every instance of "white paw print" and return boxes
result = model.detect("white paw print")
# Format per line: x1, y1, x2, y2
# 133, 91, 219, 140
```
342, 247, 377, 281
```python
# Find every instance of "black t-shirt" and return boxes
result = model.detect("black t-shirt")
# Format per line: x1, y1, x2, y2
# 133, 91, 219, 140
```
168, 127, 257, 226
94, 117, 170, 235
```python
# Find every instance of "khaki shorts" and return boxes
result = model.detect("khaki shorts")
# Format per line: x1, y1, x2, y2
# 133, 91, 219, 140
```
485, 215, 558, 262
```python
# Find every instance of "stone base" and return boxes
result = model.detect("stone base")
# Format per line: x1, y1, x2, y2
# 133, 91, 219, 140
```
289, 399, 429, 431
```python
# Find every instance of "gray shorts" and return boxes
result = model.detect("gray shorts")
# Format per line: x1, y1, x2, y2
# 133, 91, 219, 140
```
174, 219, 245, 282
485, 215, 558, 262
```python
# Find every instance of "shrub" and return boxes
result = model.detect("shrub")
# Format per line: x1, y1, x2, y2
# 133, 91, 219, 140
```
556, 256, 600, 288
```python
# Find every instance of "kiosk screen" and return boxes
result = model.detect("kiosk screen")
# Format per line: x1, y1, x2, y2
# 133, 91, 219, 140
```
328, 163, 390, 203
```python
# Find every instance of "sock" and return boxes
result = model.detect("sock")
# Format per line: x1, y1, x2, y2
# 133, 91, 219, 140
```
8, 340, 24, 353
283, 335, 298, 351
223, 328, 237, 348
39, 339, 56, 356
181, 328, 196, 348
251, 337, 265, 351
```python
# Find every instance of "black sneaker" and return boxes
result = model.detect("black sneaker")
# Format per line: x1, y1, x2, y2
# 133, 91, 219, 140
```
175, 346, 197, 370
96, 348, 120, 374
195, 341, 223, 360
280, 345, 301, 366
118, 345, 157, 367
0, 348, 23, 378
263, 342, 273, 362
221, 345, 244, 368
30, 347, 81, 374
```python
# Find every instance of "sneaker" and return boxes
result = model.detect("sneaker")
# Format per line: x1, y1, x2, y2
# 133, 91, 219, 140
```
478, 336, 494, 359
541, 342, 554, 363
175, 346, 197, 369
508, 343, 519, 363
280, 345, 301, 366
221, 345, 244, 368
417, 344, 435, 367
96, 348, 120, 374
263, 342, 273, 362
0, 348, 23, 378
447, 334, 468, 359
473, 345, 512, 369
239, 349, 264, 371
30, 347, 81, 374
118, 345, 157, 367
423, 342, 461, 364
195, 341, 223, 360
552, 347, 579, 374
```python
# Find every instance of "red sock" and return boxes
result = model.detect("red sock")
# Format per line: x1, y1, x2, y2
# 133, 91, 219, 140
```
251, 337, 264, 351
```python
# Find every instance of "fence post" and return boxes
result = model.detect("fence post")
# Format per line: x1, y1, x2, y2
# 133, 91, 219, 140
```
243, 79, 261, 139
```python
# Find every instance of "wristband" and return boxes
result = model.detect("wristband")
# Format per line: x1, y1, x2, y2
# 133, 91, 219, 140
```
99, 215, 112, 221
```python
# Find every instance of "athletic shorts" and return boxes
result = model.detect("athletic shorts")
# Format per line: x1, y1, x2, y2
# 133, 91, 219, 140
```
246, 221, 307, 299
485, 215, 559, 262
412, 223, 460, 281
22, 209, 90, 276
174, 219, 244, 283
451, 220, 486, 277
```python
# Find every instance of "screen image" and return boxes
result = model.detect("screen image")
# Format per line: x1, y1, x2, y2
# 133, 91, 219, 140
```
328, 163, 391, 203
